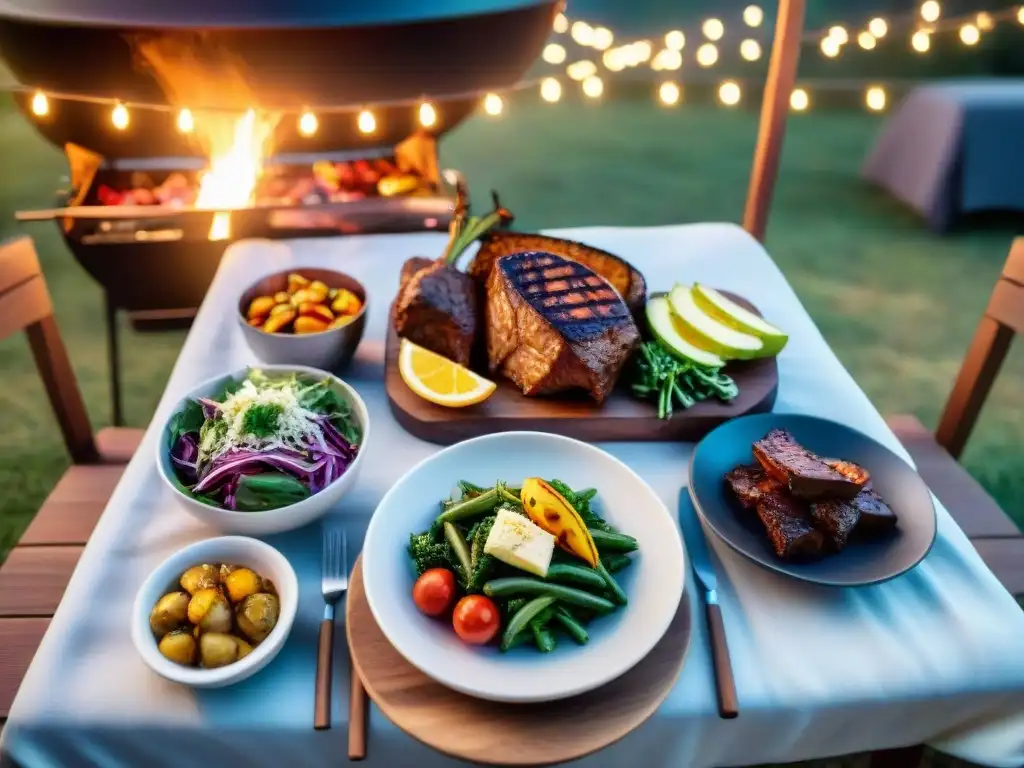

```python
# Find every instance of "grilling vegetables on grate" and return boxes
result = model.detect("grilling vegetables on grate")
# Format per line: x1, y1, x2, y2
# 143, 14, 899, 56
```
406, 478, 638, 652
166, 369, 361, 511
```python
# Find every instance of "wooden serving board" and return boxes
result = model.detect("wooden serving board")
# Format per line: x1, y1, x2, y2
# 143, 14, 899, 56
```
385, 292, 778, 443
346, 558, 692, 766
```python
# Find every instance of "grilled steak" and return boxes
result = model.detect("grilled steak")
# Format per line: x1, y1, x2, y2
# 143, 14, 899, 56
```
753, 429, 863, 500
725, 465, 784, 508
485, 251, 640, 402
393, 258, 477, 365
825, 459, 872, 489
851, 488, 898, 534
755, 490, 826, 559
809, 499, 861, 551
469, 231, 647, 319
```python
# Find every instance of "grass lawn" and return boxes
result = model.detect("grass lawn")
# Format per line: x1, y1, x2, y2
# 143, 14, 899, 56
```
0, 93, 1020, 766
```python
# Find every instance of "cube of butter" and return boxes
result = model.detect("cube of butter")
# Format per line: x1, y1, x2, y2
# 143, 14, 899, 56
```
484, 508, 556, 578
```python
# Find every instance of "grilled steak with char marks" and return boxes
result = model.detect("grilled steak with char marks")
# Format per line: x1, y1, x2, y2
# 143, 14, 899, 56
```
753, 428, 863, 500
851, 488, 898, 534
486, 251, 640, 402
393, 258, 477, 365
755, 491, 826, 559
809, 498, 861, 551
725, 465, 784, 508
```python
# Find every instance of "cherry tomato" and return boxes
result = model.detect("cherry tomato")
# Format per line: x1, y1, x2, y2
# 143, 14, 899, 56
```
412, 569, 456, 617
452, 595, 501, 645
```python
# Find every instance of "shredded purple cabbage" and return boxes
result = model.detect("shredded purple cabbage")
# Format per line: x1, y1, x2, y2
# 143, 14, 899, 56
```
170, 433, 199, 485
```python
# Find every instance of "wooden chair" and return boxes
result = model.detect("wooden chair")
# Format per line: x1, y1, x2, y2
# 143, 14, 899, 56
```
887, 236, 1024, 596
0, 236, 144, 719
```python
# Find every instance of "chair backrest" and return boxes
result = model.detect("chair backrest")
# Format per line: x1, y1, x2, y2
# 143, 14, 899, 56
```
935, 237, 1024, 459
0, 237, 98, 464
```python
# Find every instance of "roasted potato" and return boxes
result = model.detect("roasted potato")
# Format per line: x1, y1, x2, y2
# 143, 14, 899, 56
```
294, 316, 329, 334
298, 303, 334, 323
247, 296, 275, 320
236, 593, 280, 642
219, 564, 240, 581
180, 564, 219, 595
287, 273, 310, 293
235, 636, 255, 659
248, 316, 266, 327
188, 588, 233, 634
149, 591, 190, 638
289, 288, 319, 306
159, 629, 197, 666
328, 315, 354, 331
263, 309, 296, 334
270, 303, 295, 317
331, 289, 361, 316
308, 280, 330, 301
273, 291, 290, 304
223, 567, 263, 604
199, 633, 242, 668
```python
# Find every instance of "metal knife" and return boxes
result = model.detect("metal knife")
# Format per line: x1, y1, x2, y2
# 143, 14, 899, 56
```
678, 489, 739, 719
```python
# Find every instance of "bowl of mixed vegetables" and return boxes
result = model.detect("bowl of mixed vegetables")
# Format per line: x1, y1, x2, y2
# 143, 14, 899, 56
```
158, 366, 368, 535
361, 432, 685, 703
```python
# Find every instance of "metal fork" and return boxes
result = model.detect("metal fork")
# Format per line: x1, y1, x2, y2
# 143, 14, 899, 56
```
314, 527, 347, 731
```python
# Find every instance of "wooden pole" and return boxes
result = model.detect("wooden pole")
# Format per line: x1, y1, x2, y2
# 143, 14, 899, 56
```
742, 0, 806, 242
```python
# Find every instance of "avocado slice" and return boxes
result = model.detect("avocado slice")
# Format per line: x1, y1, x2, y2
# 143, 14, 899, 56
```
645, 297, 724, 368
692, 284, 788, 357
668, 285, 764, 361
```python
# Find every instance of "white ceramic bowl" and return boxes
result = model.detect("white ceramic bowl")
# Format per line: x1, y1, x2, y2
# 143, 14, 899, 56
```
362, 431, 686, 703
157, 364, 369, 535
131, 536, 298, 688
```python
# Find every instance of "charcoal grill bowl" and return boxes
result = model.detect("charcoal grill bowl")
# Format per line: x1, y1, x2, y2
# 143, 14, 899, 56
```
237, 267, 367, 373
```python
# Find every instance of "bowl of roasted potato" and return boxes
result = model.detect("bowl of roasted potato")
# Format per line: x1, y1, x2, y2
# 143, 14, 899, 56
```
132, 536, 298, 688
238, 269, 367, 371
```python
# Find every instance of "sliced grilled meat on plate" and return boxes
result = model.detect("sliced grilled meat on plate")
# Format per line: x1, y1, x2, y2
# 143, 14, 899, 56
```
809, 498, 861, 552
486, 251, 640, 403
851, 488, 898, 534
753, 428, 864, 500
725, 465, 784, 509
755, 491, 826, 560
393, 258, 478, 366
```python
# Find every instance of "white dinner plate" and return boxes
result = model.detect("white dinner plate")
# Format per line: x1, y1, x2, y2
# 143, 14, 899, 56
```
361, 431, 686, 703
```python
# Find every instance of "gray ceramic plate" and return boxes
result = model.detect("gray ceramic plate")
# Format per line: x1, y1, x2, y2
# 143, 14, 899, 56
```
689, 414, 937, 586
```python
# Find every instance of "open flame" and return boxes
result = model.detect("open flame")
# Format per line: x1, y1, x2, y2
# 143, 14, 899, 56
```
195, 109, 277, 240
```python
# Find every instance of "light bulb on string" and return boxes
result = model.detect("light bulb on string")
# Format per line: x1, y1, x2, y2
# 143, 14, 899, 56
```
571, 21, 595, 46
976, 12, 994, 31
603, 49, 626, 71
665, 30, 685, 50
567, 60, 597, 81
419, 102, 437, 128
540, 77, 562, 103
868, 18, 888, 38
959, 23, 980, 45
858, 32, 877, 50
483, 93, 503, 116
740, 39, 762, 61
112, 103, 129, 130
790, 88, 809, 112
592, 27, 614, 50
30, 90, 49, 117
718, 81, 741, 107
696, 43, 719, 67
357, 109, 376, 135
703, 18, 725, 41
920, 1, 940, 23
743, 5, 764, 27
553, 12, 568, 34
177, 108, 194, 133
659, 81, 681, 106
865, 86, 887, 112
582, 75, 603, 99
1018, 6, 1024, 25
911, 30, 931, 53
821, 37, 841, 58
543, 43, 567, 64
298, 111, 318, 137
829, 26, 849, 44
651, 49, 682, 71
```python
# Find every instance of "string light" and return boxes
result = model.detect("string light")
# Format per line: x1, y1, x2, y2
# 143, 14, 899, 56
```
696, 43, 719, 67
112, 103, 129, 130
483, 93, 503, 116
920, 1, 941, 23
1018, 6, 1024, 25
829, 26, 849, 44
651, 49, 682, 71
567, 60, 598, 81
740, 39, 762, 61
357, 109, 376, 135
298, 111, 318, 137
659, 81, 681, 106
602, 49, 626, 71
592, 26, 614, 50
633, 41, 653, 63
418, 102, 437, 128
790, 88, 809, 112
553, 12, 568, 34
582, 75, 604, 99
571, 21, 595, 46
665, 30, 685, 50
743, 5, 764, 28
959, 23, 980, 45
865, 86, 887, 112
868, 17, 888, 38
858, 31, 877, 50
177, 108, 194, 133
718, 80, 741, 107
703, 18, 725, 41
976, 11, 994, 31
821, 36, 842, 58
543, 43, 567, 64
911, 30, 931, 52
540, 77, 562, 103
30, 90, 49, 117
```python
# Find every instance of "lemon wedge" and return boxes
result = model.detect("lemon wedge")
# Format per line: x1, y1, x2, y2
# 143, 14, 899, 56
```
398, 339, 497, 408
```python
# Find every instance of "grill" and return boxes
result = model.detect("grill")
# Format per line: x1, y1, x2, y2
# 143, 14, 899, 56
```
1, 0, 558, 422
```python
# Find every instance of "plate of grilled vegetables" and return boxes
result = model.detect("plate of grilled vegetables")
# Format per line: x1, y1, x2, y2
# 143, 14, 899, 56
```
689, 413, 937, 586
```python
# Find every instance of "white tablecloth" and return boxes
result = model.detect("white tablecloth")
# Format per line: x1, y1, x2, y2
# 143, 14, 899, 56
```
4, 224, 1024, 768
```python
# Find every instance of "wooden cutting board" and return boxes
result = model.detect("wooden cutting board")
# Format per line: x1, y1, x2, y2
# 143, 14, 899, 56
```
346, 558, 693, 766
385, 292, 778, 443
